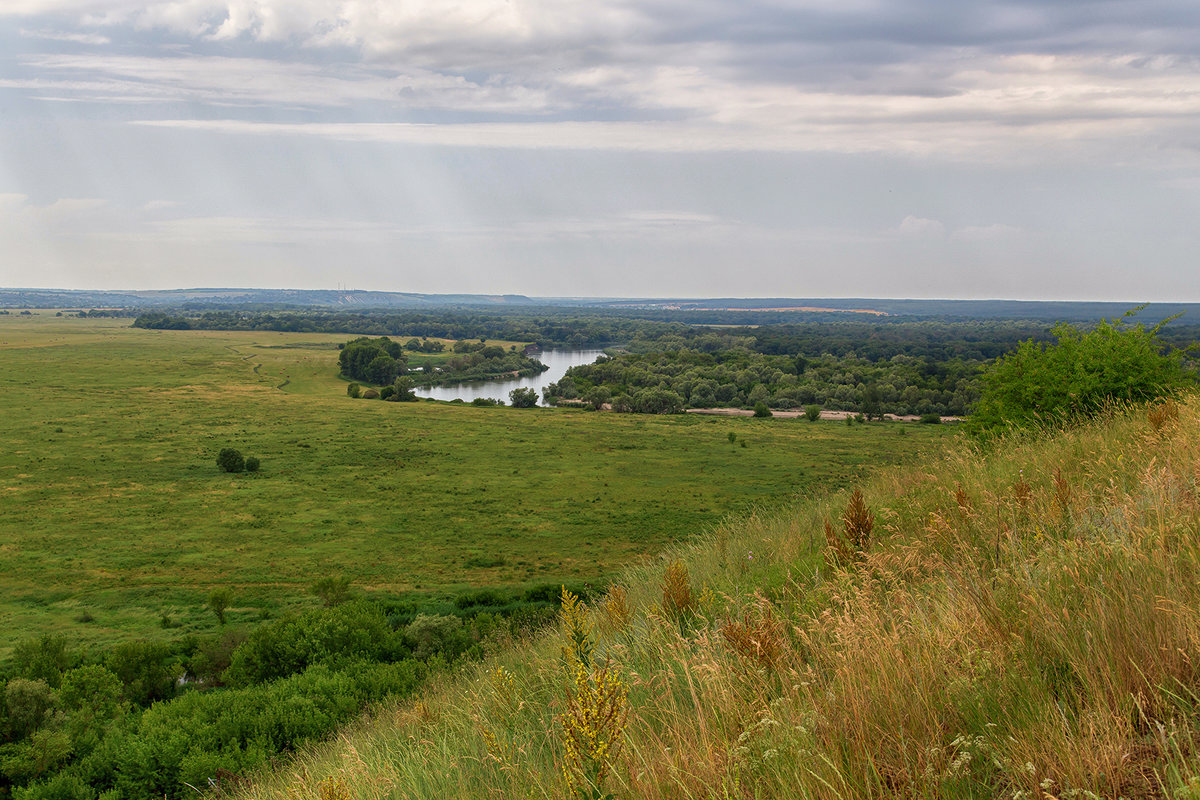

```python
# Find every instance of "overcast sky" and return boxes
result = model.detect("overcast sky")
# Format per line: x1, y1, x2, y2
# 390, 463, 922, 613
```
1, 1, 1199, 299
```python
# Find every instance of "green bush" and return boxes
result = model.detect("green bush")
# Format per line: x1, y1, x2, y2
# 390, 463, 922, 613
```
968, 311, 1193, 436
508, 387, 539, 408
310, 576, 352, 607
244, 456, 260, 472
223, 602, 398, 686
207, 588, 232, 625
919, 413, 942, 424
346, 383, 361, 398
804, 404, 821, 421
752, 401, 772, 418
106, 641, 179, 707
215, 448, 244, 473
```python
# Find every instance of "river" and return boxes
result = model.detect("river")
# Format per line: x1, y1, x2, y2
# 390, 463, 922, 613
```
413, 348, 606, 406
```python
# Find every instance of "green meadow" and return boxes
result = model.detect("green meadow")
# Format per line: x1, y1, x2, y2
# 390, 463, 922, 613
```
0, 313, 953, 656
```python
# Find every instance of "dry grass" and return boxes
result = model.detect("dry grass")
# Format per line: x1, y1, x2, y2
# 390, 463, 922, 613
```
234, 394, 1200, 800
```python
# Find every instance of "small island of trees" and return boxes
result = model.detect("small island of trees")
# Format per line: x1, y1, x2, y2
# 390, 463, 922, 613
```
338, 335, 549, 396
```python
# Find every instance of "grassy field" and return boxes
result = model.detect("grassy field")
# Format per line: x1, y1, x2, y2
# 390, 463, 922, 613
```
234, 396, 1200, 800
0, 313, 953, 656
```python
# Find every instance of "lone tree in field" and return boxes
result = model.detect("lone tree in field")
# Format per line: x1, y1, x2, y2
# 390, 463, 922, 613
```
208, 588, 233, 625
311, 576, 352, 606
216, 448, 245, 473
968, 309, 1193, 436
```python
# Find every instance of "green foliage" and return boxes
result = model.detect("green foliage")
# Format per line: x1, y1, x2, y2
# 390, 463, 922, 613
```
12, 636, 72, 688
3, 678, 54, 739
470, 397, 502, 407
310, 576, 352, 607
215, 448, 244, 473
968, 312, 1193, 436
403, 614, 467, 662
106, 641, 179, 706
224, 602, 397, 686
508, 387, 539, 408
632, 388, 685, 414
207, 588, 232, 625
346, 383, 361, 398
919, 413, 942, 424
550, 343, 981, 417
583, 386, 610, 411
338, 337, 406, 385
244, 456, 260, 472
753, 402, 772, 418
804, 404, 821, 421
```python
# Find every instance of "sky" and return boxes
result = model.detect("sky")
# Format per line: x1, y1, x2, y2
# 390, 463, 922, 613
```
1, 1, 1199, 300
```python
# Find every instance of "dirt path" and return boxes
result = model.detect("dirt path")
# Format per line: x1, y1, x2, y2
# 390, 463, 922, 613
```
685, 408, 963, 423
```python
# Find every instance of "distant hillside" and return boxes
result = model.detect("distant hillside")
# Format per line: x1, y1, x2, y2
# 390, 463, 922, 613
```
0, 288, 537, 309
4, 288, 1199, 323
599, 297, 1200, 323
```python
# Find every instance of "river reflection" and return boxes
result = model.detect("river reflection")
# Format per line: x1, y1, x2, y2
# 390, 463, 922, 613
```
413, 349, 605, 406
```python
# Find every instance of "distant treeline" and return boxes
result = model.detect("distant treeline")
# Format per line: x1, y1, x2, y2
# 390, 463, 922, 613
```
133, 310, 687, 348
0, 583, 591, 800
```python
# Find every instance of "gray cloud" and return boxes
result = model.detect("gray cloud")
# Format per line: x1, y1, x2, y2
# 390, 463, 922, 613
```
1, 2, 1199, 298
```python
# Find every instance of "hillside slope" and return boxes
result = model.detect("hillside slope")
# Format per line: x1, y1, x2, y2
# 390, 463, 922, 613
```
237, 396, 1200, 800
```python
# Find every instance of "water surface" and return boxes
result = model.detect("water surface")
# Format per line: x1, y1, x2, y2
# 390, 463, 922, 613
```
414, 349, 605, 406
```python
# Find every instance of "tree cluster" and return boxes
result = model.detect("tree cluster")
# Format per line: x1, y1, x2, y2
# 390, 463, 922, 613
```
547, 349, 980, 417
0, 582, 588, 800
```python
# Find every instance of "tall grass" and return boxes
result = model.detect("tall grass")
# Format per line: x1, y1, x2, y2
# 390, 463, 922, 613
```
236, 395, 1200, 800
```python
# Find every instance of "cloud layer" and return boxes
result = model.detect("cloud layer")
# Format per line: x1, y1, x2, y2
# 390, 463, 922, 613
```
1, 1, 1199, 297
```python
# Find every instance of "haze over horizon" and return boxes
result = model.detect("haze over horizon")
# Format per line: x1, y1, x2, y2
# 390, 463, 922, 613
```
2, 1, 1200, 301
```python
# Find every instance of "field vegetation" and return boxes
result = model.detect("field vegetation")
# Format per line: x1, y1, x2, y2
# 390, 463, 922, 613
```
0, 314, 950, 652
0, 313, 955, 798
9, 307, 1192, 799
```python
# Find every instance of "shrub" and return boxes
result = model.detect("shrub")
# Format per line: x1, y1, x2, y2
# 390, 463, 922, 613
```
632, 387, 685, 414
216, 448, 244, 473
804, 404, 821, 421
471, 397, 502, 407
208, 588, 233, 625
244, 456, 260, 472
752, 401, 772, 418
919, 413, 941, 424
509, 387, 539, 408
106, 640, 179, 706
311, 576, 352, 607
346, 383, 361, 398
224, 602, 398, 686
360, 388, 380, 400
968, 310, 1192, 436
379, 385, 396, 400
